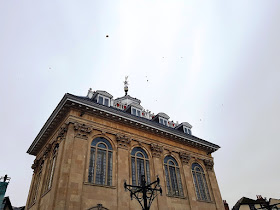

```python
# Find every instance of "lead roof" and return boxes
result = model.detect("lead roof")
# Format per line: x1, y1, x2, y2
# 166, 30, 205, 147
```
27, 93, 220, 156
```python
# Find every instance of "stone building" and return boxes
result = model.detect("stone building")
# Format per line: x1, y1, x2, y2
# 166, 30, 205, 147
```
232, 196, 280, 210
26, 88, 224, 210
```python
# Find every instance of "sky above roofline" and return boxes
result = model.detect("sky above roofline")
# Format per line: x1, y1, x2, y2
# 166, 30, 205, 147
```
0, 1, 280, 207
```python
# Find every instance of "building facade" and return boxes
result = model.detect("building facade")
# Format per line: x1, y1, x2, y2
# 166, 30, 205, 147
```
232, 196, 280, 210
26, 89, 224, 210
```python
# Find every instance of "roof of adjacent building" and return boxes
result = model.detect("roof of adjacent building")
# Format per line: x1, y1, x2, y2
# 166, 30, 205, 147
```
27, 92, 220, 156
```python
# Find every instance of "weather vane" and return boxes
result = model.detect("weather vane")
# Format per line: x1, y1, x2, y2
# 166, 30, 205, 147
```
124, 76, 129, 96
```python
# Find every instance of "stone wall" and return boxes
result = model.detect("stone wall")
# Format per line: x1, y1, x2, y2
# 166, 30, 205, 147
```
26, 109, 224, 210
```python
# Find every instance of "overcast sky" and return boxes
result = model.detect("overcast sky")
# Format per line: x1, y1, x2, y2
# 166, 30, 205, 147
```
1, 1, 280, 208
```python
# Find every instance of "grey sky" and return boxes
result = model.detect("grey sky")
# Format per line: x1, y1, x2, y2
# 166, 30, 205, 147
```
0, 1, 280, 207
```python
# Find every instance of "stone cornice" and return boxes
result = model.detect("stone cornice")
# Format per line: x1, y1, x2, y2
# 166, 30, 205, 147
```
27, 94, 220, 156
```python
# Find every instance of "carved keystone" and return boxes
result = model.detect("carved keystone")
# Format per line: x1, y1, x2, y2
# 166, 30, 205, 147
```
150, 143, 163, 158
74, 122, 92, 139
203, 159, 214, 170
179, 152, 191, 165
116, 133, 131, 149
88, 203, 109, 210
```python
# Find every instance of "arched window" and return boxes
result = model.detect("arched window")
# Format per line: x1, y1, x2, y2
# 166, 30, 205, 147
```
88, 137, 113, 186
43, 145, 58, 193
164, 156, 183, 196
131, 147, 150, 185
30, 161, 43, 205
192, 163, 211, 201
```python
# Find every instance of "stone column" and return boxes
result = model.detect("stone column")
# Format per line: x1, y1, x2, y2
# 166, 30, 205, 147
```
203, 159, 224, 210
150, 144, 166, 210
115, 133, 131, 210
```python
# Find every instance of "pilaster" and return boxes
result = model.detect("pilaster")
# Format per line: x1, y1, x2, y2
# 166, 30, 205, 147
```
53, 122, 76, 209
181, 157, 196, 210
115, 134, 131, 210
65, 122, 92, 210
203, 159, 224, 210
150, 144, 166, 210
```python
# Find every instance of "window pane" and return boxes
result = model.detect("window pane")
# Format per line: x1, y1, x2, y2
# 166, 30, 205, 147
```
131, 157, 136, 186
35, 171, 42, 201
168, 160, 175, 166
188, 129, 192, 135
136, 152, 144, 158
160, 118, 163, 124
197, 173, 207, 200
31, 168, 42, 204
146, 160, 150, 184
176, 168, 183, 196
203, 174, 211, 201
97, 143, 106, 149
104, 98, 109, 106
165, 165, 171, 195
132, 108, 136, 115
192, 171, 201, 200
137, 158, 145, 186
88, 148, 95, 183
131, 147, 148, 158
98, 96, 103, 104
48, 156, 56, 189
164, 156, 178, 166
91, 137, 113, 150
107, 152, 113, 186
170, 166, 179, 195
96, 149, 106, 185
137, 110, 141, 116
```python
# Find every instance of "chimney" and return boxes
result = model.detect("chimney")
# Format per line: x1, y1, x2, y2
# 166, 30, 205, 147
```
87, 88, 94, 99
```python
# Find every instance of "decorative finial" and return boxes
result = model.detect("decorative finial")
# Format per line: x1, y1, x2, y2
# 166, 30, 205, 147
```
124, 76, 129, 96
0, 174, 11, 183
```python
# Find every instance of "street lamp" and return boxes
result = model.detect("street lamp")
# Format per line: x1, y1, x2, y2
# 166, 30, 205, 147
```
124, 175, 162, 210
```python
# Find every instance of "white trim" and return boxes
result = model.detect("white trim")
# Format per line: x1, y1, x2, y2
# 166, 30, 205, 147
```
159, 117, 168, 127
183, 126, 192, 135
131, 107, 141, 117
97, 94, 110, 107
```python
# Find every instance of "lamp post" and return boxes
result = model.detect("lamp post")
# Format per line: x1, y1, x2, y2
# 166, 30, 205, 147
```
124, 175, 162, 210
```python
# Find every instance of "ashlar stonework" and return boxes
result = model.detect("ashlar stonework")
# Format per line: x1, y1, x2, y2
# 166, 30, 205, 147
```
26, 90, 224, 210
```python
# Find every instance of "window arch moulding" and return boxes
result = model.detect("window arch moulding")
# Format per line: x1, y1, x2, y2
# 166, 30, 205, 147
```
88, 137, 113, 186
191, 163, 211, 202
164, 155, 184, 197
131, 147, 151, 186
